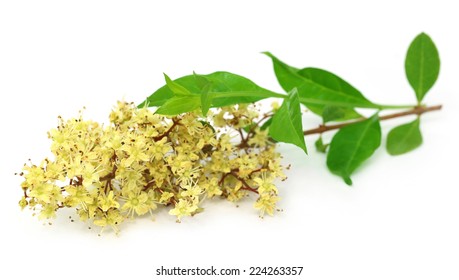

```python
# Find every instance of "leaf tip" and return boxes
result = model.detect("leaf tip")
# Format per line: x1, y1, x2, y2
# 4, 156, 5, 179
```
418, 32, 429, 38
344, 176, 353, 186
163, 73, 172, 83
261, 51, 274, 58
300, 144, 308, 155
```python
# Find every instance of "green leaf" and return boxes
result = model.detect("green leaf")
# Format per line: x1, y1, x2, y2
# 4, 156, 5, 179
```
405, 33, 440, 103
322, 106, 345, 123
269, 88, 307, 154
264, 52, 377, 112
320, 105, 360, 123
155, 95, 200, 115
242, 123, 257, 133
138, 72, 280, 109
306, 103, 362, 122
193, 71, 213, 89
260, 117, 273, 130
192, 72, 214, 116
200, 91, 213, 116
164, 73, 192, 96
138, 75, 200, 108
315, 136, 328, 153
386, 118, 423, 155
326, 114, 382, 185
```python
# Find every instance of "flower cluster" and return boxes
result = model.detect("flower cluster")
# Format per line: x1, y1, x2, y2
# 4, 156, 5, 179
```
18, 101, 286, 233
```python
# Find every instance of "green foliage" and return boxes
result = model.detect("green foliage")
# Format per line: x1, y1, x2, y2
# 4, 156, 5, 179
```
264, 52, 380, 112
386, 118, 423, 155
138, 71, 281, 111
405, 33, 440, 103
164, 73, 192, 96
260, 117, 273, 130
155, 95, 200, 115
140, 32, 441, 185
321, 106, 359, 123
327, 115, 382, 185
269, 89, 307, 154
314, 136, 328, 153
17, 32, 444, 235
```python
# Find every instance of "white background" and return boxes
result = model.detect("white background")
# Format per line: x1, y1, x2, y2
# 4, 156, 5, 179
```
1, 1, 458, 279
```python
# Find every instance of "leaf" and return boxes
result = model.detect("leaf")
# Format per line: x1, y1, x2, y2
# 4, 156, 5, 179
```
242, 123, 257, 133
322, 106, 345, 123
155, 96, 200, 115
315, 136, 328, 153
386, 118, 423, 155
264, 52, 377, 112
200, 91, 213, 116
326, 114, 382, 185
193, 71, 213, 89
192, 72, 214, 116
269, 88, 307, 154
138, 72, 279, 109
405, 33, 440, 103
260, 117, 273, 130
138, 75, 200, 108
321, 105, 359, 123
164, 73, 192, 96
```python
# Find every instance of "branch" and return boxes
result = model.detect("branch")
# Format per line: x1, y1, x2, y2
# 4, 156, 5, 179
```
153, 118, 180, 141
303, 105, 442, 136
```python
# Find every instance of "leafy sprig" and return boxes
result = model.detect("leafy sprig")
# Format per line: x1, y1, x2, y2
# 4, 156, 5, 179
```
17, 33, 443, 233
142, 32, 442, 185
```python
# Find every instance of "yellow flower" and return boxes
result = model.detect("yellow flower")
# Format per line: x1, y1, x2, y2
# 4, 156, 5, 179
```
77, 199, 98, 221
201, 177, 222, 198
169, 199, 198, 221
29, 183, 54, 203
181, 183, 203, 198
23, 165, 46, 187
268, 159, 286, 180
212, 111, 227, 127
122, 191, 155, 216
253, 173, 278, 195
81, 164, 101, 188
19, 197, 28, 210
94, 209, 124, 234
159, 192, 174, 204
39, 204, 57, 220
122, 139, 151, 165
65, 185, 93, 207
248, 128, 269, 147
18, 101, 286, 233
151, 137, 171, 161
98, 191, 120, 212
180, 113, 204, 135
254, 195, 280, 217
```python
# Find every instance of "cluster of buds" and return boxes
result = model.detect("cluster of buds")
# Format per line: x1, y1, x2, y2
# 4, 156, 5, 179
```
18, 101, 286, 233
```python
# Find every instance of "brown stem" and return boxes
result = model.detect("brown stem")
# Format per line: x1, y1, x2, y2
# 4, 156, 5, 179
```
303, 105, 442, 136
100, 154, 117, 194
143, 180, 156, 191
237, 128, 246, 143
218, 171, 259, 194
154, 118, 179, 141
229, 171, 259, 194
100, 154, 118, 181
